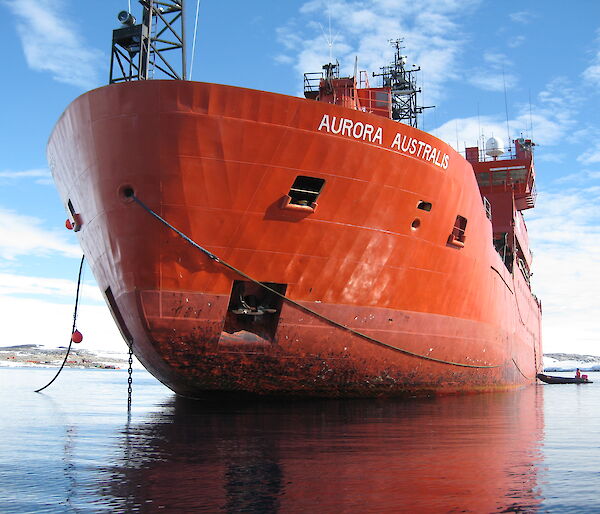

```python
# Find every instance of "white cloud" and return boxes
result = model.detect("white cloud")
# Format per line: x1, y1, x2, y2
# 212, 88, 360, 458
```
583, 62, 600, 87
483, 51, 510, 68
537, 153, 565, 164
0, 168, 49, 179
507, 35, 525, 48
467, 52, 518, 92
431, 115, 507, 152
0, 273, 103, 303
526, 188, 600, 354
575, 127, 600, 164
468, 72, 517, 92
553, 170, 600, 184
578, 144, 600, 165
0, 207, 80, 261
0, 296, 125, 353
583, 29, 600, 87
430, 108, 564, 153
274, 54, 294, 65
5, 0, 103, 90
509, 11, 533, 24
437, 65, 582, 152
0, 168, 52, 186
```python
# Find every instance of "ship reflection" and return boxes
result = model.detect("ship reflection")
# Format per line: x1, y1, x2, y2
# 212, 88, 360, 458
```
104, 387, 544, 512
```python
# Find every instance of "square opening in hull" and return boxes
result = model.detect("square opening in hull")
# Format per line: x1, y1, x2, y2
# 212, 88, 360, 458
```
223, 280, 287, 342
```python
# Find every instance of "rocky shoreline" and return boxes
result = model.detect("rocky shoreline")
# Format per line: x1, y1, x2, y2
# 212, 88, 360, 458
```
0, 344, 128, 369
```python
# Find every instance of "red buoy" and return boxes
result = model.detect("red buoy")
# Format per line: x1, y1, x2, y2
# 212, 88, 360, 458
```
71, 330, 83, 343
65, 219, 73, 230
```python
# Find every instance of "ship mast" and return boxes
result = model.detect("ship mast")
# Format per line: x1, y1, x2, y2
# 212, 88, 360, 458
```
109, 0, 186, 84
373, 39, 432, 128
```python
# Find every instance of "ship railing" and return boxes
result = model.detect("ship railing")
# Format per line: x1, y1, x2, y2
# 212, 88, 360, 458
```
358, 70, 371, 89
474, 146, 519, 162
469, 141, 535, 163
304, 72, 323, 95
527, 182, 538, 208
517, 258, 531, 287
482, 196, 492, 221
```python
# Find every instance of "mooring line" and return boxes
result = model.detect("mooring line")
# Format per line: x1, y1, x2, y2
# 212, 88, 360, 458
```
35, 255, 86, 393
131, 195, 502, 369
512, 358, 537, 381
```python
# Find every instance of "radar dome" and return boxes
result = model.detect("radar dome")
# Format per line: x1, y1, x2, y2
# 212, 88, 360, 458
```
485, 137, 505, 158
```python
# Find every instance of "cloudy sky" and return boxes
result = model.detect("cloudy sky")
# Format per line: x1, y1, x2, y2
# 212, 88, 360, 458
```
1, 0, 599, 356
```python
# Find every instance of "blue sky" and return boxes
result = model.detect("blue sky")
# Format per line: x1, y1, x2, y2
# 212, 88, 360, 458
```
1, 0, 599, 356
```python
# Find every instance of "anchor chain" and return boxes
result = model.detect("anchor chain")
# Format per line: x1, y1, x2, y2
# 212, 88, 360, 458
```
127, 338, 133, 411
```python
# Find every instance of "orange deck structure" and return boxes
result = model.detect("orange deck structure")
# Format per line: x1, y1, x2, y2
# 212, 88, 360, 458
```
48, 8, 542, 397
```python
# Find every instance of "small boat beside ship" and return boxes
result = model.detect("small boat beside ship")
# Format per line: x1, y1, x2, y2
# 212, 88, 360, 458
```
537, 373, 593, 384
48, 1, 543, 397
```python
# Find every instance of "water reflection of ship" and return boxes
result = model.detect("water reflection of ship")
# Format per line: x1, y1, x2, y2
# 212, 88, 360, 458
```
104, 387, 543, 511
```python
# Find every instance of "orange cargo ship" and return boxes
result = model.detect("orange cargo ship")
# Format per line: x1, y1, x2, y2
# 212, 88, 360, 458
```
48, 3, 542, 397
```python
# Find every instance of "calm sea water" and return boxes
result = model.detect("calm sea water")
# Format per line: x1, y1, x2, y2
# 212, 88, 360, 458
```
1, 367, 599, 513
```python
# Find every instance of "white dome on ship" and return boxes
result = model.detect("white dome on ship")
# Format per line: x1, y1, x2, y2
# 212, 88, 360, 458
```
485, 136, 505, 157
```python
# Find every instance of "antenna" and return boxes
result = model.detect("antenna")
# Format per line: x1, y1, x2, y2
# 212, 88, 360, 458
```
455, 120, 459, 151
328, 7, 332, 63
502, 69, 511, 150
109, 0, 186, 84
372, 39, 433, 128
477, 102, 485, 156
319, 7, 339, 65
528, 88, 534, 141
189, 0, 201, 80
420, 69, 426, 130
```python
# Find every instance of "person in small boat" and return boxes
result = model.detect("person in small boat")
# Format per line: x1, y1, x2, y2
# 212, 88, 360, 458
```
575, 368, 581, 379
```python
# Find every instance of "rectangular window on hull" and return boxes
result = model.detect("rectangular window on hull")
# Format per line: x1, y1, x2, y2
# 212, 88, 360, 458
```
417, 201, 432, 212
281, 175, 325, 213
288, 176, 325, 206
448, 215, 468, 247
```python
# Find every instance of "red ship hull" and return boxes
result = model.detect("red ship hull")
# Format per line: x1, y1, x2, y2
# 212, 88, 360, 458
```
48, 80, 542, 397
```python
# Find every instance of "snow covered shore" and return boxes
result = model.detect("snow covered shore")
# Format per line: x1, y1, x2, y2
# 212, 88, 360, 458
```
0, 344, 137, 369
543, 353, 600, 372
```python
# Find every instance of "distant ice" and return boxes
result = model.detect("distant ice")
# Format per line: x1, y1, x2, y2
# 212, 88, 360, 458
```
543, 353, 600, 372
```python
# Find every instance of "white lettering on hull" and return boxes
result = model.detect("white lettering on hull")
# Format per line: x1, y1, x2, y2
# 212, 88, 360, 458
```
318, 113, 450, 170
318, 114, 383, 144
